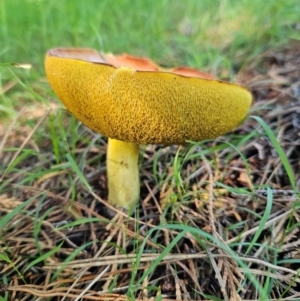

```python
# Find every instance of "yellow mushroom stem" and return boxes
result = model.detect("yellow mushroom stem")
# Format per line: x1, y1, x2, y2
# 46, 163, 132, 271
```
107, 138, 140, 208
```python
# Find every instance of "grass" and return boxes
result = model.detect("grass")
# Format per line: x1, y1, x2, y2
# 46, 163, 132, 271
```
1, 0, 300, 300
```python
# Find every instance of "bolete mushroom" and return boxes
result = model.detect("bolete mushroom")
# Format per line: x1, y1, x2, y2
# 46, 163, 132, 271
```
45, 48, 252, 208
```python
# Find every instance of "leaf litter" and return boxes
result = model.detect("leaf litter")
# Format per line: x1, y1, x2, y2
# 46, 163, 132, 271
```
0, 42, 300, 300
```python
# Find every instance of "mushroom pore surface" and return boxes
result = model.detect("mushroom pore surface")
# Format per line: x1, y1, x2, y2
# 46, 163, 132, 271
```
45, 55, 252, 144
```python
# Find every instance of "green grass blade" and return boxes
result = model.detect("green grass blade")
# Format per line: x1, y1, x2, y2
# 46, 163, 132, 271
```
66, 153, 92, 192
51, 241, 95, 280
24, 241, 64, 272
0, 253, 10, 263
129, 229, 187, 294
0, 197, 34, 229
134, 224, 267, 298
251, 115, 296, 190
245, 187, 273, 255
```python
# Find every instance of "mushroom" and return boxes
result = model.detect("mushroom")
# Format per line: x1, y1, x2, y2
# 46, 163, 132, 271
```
45, 48, 252, 208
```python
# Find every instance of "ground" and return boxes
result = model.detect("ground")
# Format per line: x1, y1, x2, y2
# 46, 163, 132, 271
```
0, 41, 299, 301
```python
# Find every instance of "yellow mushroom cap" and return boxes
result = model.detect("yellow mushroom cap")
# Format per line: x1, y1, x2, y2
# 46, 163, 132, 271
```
45, 48, 252, 145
